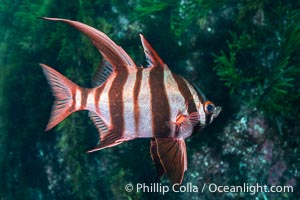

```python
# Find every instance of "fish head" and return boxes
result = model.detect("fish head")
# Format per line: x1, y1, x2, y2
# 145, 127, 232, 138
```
189, 81, 222, 127
202, 100, 222, 125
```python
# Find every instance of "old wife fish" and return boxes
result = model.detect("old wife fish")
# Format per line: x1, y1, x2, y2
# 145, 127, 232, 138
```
40, 17, 221, 184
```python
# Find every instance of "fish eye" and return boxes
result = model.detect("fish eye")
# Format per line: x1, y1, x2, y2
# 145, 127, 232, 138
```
204, 101, 215, 114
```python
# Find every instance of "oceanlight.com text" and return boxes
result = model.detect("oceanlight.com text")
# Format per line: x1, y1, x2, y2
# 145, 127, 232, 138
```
208, 183, 293, 195
124, 182, 293, 195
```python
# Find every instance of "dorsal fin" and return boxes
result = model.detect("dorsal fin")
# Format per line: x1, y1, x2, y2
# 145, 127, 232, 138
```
42, 17, 137, 71
92, 60, 113, 87
140, 34, 165, 68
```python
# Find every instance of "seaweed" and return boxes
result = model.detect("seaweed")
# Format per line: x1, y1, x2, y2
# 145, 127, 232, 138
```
214, 6, 300, 130
133, 0, 225, 38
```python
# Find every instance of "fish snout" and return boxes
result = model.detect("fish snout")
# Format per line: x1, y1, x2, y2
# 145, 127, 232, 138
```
213, 106, 222, 119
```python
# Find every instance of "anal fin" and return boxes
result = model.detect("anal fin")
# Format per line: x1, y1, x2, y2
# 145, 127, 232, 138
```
153, 138, 188, 184
88, 111, 123, 152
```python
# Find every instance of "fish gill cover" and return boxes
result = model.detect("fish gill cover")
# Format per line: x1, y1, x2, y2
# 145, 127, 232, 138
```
0, 0, 299, 199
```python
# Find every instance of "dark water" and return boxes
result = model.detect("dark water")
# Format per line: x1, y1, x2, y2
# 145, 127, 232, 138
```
1, 0, 299, 199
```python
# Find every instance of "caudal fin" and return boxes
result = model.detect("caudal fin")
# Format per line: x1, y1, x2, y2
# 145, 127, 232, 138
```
40, 63, 81, 131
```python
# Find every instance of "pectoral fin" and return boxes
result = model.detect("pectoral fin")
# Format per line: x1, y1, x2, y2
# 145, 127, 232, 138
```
152, 138, 187, 184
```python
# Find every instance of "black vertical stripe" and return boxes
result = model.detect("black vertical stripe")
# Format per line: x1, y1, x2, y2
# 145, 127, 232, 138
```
108, 67, 128, 135
149, 67, 170, 137
133, 68, 142, 134
172, 74, 197, 114
81, 89, 88, 109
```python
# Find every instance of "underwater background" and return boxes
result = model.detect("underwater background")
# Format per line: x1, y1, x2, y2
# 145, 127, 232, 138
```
0, 0, 299, 199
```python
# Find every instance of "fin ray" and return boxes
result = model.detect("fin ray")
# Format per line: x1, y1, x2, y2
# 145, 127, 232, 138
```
89, 111, 110, 136
188, 112, 200, 126
91, 60, 113, 87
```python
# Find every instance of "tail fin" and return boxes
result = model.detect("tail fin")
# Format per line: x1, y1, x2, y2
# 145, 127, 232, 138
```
40, 63, 80, 131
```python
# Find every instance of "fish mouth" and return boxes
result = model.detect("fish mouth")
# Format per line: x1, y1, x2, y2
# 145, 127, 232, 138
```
213, 106, 222, 118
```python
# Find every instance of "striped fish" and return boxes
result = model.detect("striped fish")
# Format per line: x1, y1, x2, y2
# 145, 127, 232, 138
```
40, 17, 221, 184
